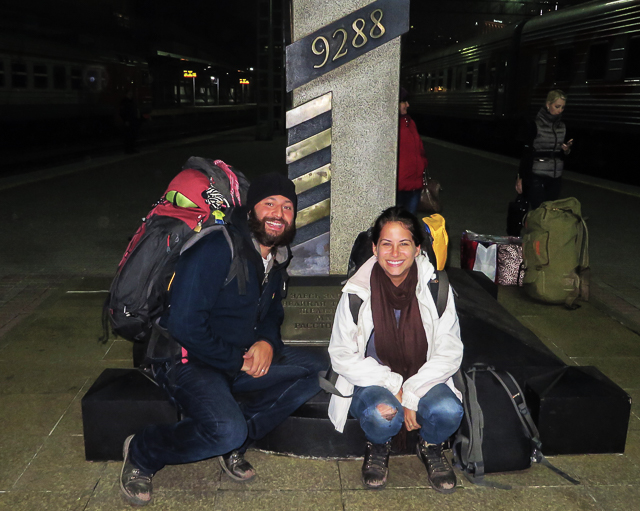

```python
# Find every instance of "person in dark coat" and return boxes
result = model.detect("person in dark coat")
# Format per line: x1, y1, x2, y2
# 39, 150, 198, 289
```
517, 89, 574, 209
120, 173, 324, 507
397, 87, 429, 214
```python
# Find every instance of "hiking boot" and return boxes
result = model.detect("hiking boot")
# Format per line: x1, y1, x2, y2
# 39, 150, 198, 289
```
219, 450, 256, 481
417, 440, 457, 493
120, 435, 154, 506
361, 441, 391, 489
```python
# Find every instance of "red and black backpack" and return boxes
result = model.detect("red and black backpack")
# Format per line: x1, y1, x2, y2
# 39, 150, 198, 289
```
102, 158, 249, 344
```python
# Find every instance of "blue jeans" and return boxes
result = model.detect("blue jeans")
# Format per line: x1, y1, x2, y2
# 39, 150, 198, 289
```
397, 189, 421, 215
130, 346, 325, 473
349, 383, 463, 445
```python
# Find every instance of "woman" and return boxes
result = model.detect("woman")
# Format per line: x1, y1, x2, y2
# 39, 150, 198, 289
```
397, 87, 428, 214
517, 89, 574, 210
328, 207, 463, 491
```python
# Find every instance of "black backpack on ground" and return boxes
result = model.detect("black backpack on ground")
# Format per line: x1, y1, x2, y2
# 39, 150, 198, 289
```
452, 365, 579, 489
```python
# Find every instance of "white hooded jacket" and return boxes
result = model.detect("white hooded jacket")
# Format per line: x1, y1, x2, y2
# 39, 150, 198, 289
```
328, 254, 463, 433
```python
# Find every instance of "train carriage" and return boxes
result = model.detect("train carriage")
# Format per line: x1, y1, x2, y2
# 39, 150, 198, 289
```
402, 0, 640, 181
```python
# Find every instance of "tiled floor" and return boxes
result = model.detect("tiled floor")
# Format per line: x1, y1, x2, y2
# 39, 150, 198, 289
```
0, 279, 638, 510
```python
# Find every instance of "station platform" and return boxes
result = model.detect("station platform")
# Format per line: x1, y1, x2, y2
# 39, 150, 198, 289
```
1, 128, 639, 510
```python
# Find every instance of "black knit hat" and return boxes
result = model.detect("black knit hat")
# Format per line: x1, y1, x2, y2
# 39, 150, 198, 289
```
399, 87, 409, 102
246, 172, 298, 217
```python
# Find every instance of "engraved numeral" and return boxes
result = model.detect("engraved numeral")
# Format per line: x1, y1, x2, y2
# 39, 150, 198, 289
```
332, 28, 348, 61
309, 8, 386, 69
369, 9, 385, 39
351, 18, 368, 48
312, 36, 329, 69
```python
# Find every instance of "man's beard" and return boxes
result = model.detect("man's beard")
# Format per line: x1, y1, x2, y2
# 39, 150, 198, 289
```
248, 210, 296, 249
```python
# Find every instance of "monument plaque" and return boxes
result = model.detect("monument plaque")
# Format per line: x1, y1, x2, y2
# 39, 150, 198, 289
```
281, 276, 344, 345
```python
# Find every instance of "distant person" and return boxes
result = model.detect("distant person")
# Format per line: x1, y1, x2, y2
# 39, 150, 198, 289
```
119, 173, 324, 506
397, 87, 429, 214
119, 90, 140, 154
516, 89, 573, 209
328, 206, 463, 492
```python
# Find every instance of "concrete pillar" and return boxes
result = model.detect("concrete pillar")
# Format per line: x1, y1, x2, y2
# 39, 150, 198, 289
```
287, 0, 409, 275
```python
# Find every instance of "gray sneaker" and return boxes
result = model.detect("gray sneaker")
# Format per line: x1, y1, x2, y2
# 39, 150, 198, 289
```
120, 435, 154, 506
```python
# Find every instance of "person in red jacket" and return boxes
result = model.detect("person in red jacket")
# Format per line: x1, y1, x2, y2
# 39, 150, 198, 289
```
397, 87, 428, 214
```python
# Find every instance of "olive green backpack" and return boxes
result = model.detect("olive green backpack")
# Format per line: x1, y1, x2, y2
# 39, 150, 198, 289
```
521, 197, 589, 308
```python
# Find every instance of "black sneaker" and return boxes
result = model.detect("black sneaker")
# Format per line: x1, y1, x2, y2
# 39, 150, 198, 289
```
361, 441, 391, 489
219, 450, 256, 481
120, 435, 154, 506
416, 440, 457, 493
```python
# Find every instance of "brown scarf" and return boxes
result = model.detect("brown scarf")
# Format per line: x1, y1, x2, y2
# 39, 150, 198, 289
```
370, 262, 428, 382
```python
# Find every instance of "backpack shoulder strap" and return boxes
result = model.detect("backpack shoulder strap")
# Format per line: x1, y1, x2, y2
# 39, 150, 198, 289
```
429, 270, 449, 318
348, 293, 363, 324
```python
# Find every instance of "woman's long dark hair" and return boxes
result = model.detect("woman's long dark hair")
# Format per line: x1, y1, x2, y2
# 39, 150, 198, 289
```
371, 206, 425, 247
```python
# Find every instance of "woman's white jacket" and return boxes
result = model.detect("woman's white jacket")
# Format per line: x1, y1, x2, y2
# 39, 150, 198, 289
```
328, 254, 463, 433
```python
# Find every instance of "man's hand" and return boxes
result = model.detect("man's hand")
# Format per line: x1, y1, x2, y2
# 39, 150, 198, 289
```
241, 340, 274, 378
404, 408, 421, 431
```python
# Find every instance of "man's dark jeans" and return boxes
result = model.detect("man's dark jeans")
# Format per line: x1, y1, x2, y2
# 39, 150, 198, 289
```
130, 346, 325, 474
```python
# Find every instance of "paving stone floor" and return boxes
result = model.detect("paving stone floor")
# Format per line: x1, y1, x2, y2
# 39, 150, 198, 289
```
1, 132, 639, 509
0, 274, 638, 510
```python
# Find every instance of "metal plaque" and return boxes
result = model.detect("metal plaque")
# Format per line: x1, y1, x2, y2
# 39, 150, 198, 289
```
281, 277, 344, 344
286, 0, 410, 91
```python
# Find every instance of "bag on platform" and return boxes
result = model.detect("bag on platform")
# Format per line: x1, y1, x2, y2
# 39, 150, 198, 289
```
102, 158, 249, 343
422, 214, 448, 271
507, 194, 529, 237
452, 365, 579, 488
419, 169, 442, 214
460, 231, 521, 283
497, 243, 524, 286
521, 197, 589, 308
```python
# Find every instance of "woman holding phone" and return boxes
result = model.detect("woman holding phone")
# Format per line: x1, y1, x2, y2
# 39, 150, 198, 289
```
516, 89, 573, 209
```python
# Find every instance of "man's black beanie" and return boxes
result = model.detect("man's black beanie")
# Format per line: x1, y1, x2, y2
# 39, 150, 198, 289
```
246, 172, 298, 218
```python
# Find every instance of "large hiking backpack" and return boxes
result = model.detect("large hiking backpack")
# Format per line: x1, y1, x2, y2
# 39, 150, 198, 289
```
102, 158, 249, 344
521, 197, 589, 308
452, 365, 579, 489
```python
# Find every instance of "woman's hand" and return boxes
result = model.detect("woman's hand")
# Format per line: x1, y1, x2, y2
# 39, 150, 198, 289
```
515, 177, 523, 195
562, 139, 573, 154
404, 408, 421, 431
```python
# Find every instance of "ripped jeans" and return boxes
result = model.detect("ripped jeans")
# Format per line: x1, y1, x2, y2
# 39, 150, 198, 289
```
349, 383, 463, 445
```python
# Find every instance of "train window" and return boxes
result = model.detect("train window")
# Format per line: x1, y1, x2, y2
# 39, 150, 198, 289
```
71, 67, 82, 90
534, 51, 548, 85
446, 69, 453, 91
34, 64, 48, 89
555, 48, 574, 83
489, 62, 496, 88
478, 62, 487, 89
457, 68, 464, 90
624, 37, 640, 79
465, 65, 473, 89
438, 70, 444, 89
53, 66, 66, 89
587, 42, 609, 80
11, 61, 27, 88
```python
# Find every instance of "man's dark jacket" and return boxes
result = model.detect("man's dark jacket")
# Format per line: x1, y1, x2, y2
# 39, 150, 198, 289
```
165, 207, 291, 374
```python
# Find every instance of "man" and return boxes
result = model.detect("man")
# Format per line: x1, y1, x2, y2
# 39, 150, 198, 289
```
397, 87, 428, 214
120, 173, 324, 506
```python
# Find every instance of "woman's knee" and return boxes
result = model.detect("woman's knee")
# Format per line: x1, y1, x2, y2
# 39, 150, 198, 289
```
418, 386, 463, 425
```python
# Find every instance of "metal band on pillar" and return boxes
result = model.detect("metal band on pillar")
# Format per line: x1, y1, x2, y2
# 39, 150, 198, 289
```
287, 92, 332, 274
